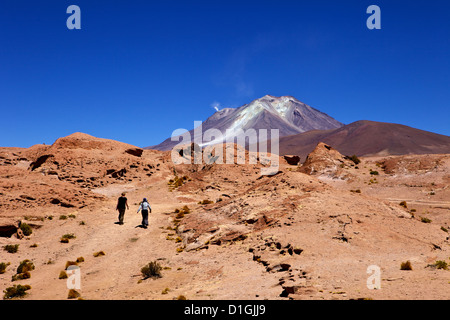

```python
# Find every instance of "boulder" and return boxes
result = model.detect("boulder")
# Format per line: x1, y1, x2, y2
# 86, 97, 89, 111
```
125, 148, 144, 157
29, 154, 54, 171
283, 155, 301, 166
298, 142, 354, 179
0, 218, 20, 238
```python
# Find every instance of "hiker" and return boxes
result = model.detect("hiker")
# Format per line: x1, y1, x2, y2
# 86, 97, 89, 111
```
137, 198, 151, 228
116, 192, 129, 225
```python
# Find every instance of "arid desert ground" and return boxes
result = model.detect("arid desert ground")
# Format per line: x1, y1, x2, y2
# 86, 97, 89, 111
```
1, 133, 449, 300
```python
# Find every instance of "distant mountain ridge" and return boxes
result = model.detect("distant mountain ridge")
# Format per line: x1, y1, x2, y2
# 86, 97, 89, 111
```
148, 95, 450, 159
278, 120, 450, 159
149, 95, 343, 151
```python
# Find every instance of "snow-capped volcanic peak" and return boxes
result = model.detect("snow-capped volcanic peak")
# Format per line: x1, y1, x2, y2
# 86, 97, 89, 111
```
149, 95, 343, 151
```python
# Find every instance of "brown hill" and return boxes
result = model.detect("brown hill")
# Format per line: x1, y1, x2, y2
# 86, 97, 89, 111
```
278, 120, 450, 160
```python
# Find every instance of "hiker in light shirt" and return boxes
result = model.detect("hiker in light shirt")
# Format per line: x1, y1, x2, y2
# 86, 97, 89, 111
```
137, 198, 151, 228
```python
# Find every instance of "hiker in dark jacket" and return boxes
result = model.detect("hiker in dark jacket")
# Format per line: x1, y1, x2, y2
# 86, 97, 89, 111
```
116, 192, 129, 225
137, 198, 151, 228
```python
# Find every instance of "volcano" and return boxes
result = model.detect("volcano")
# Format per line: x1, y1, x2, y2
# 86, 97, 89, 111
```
149, 95, 343, 151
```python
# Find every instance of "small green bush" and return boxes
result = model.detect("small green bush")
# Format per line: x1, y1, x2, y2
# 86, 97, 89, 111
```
4, 244, 19, 254
348, 155, 361, 165
60, 234, 76, 243
421, 217, 432, 224
19, 223, 33, 236
11, 260, 35, 282
12, 271, 31, 281
0, 262, 11, 274
17, 260, 35, 274
434, 260, 448, 270
3, 284, 31, 299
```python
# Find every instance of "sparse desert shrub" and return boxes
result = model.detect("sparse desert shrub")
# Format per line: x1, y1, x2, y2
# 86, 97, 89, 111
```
168, 175, 188, 191
93, 251, 105, 257
12, 260, 35, 281
399, 201, 408, 208
67, 289, 81, 299
59, 215, 67, 220
434, 260, 448, 270
68, 214, 76, 219
400, 261, 413, 271
198, 199, 213, 205
350, 189, 361, 194
162, 287, 170, 295
3, 284, 31, 299
12, 271, 31, 281
19, 223, 32, 236
65, 261, 78, 269
30, 243, 38, 248
141, 261, 162, 279
441, 226, 448, 233
177, 295, 187, 300
59, 271, 68, 279
420, 217, 432, 224
175, 212, 185, 219
79, 221, 86, 226
4, 244, 19, 254
17, 260, 35, 274
0, 262, 10, 274
348, 155, 361, 165
181, 205, 190, 214
369, 170, 379, 176
60, 234, 76, 243
76, 257, 85, 263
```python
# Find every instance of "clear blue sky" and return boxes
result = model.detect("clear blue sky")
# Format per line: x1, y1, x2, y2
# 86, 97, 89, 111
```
1, 0, 449, 148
